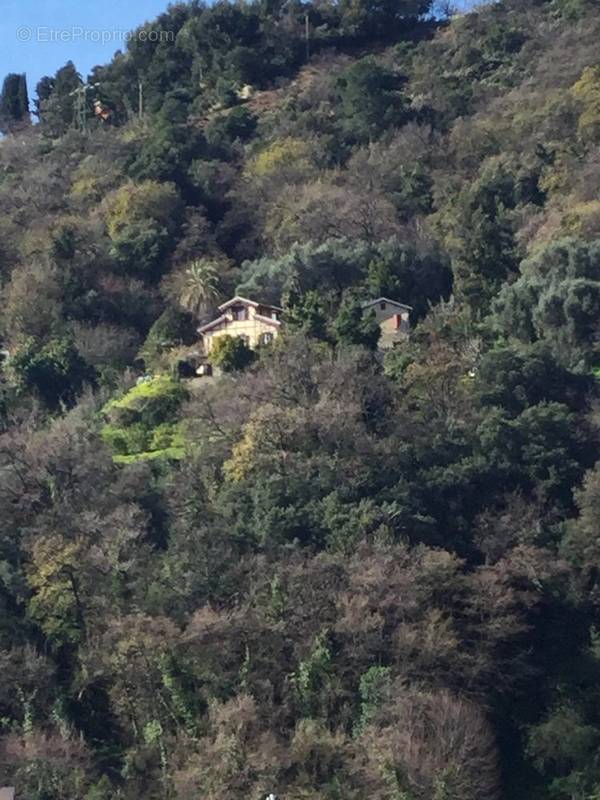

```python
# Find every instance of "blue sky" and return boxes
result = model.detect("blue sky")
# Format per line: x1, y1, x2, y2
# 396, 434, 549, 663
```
0, 0, 170, 98
0, 0, 481, 104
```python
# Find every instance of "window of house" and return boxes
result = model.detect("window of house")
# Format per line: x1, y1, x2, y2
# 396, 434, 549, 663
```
380, 302, 386, 310
232, 306, 247, 321
261, 332, 274, 345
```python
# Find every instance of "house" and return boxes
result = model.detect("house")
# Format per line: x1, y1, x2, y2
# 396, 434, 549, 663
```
363, 297, 412, 349
195, 295, 410, 372
198, 296, 283, 355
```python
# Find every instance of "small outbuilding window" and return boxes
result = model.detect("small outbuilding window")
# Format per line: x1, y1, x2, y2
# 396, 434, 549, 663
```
380, 302, 386, 310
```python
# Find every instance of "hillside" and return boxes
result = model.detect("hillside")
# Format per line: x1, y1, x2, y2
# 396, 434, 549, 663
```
1, 1, 600, 798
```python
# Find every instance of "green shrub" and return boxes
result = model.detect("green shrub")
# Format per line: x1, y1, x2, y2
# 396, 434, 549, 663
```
104, 376, 188, 427
102, 376, 188, 462
10, 337, 96, 409
208, 336, 256, 372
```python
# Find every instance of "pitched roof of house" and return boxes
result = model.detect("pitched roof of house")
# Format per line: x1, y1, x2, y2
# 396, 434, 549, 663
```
362, 297, 413, 311
197, 310, 282, 336
254, 314, 282, 328
197, 314, 228, 335
218, 296, 283, 313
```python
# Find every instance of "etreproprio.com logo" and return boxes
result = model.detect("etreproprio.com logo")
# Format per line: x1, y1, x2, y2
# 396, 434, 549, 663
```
16, 26, 175, 44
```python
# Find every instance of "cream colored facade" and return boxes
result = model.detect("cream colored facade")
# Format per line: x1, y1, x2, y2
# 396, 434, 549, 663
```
363, 298, 412, 349
199, 297, 282, 354
199, 295, 410, 356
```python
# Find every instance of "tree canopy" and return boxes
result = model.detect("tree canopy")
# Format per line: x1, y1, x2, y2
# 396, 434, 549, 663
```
0, 0, 600, 797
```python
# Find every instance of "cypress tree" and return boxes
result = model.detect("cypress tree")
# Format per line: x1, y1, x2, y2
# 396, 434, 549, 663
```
0, 73, 30, 133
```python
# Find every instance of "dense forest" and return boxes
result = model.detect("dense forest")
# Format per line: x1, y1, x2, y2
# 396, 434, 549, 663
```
1, 0, 600, 797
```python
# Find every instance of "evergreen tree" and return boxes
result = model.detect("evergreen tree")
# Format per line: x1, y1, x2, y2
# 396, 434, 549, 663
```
337, 58, 411, 143
333, 292, 381, 350
0, 73, 29, 133
34, 76, 55, 120
37, 61, 82, 136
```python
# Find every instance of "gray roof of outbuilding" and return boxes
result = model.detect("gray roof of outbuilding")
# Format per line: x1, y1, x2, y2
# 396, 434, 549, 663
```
362, 297, 413, 310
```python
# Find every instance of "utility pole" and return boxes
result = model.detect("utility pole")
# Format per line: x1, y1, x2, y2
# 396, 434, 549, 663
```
70, 82, 100, 134
305, 12, 310, 62
77, 85, 86, 133
138, 80, 144, 120
70, 84, 88, 133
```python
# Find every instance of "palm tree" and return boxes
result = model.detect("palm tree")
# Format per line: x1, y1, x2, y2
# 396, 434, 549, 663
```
178, 259, 220, 318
